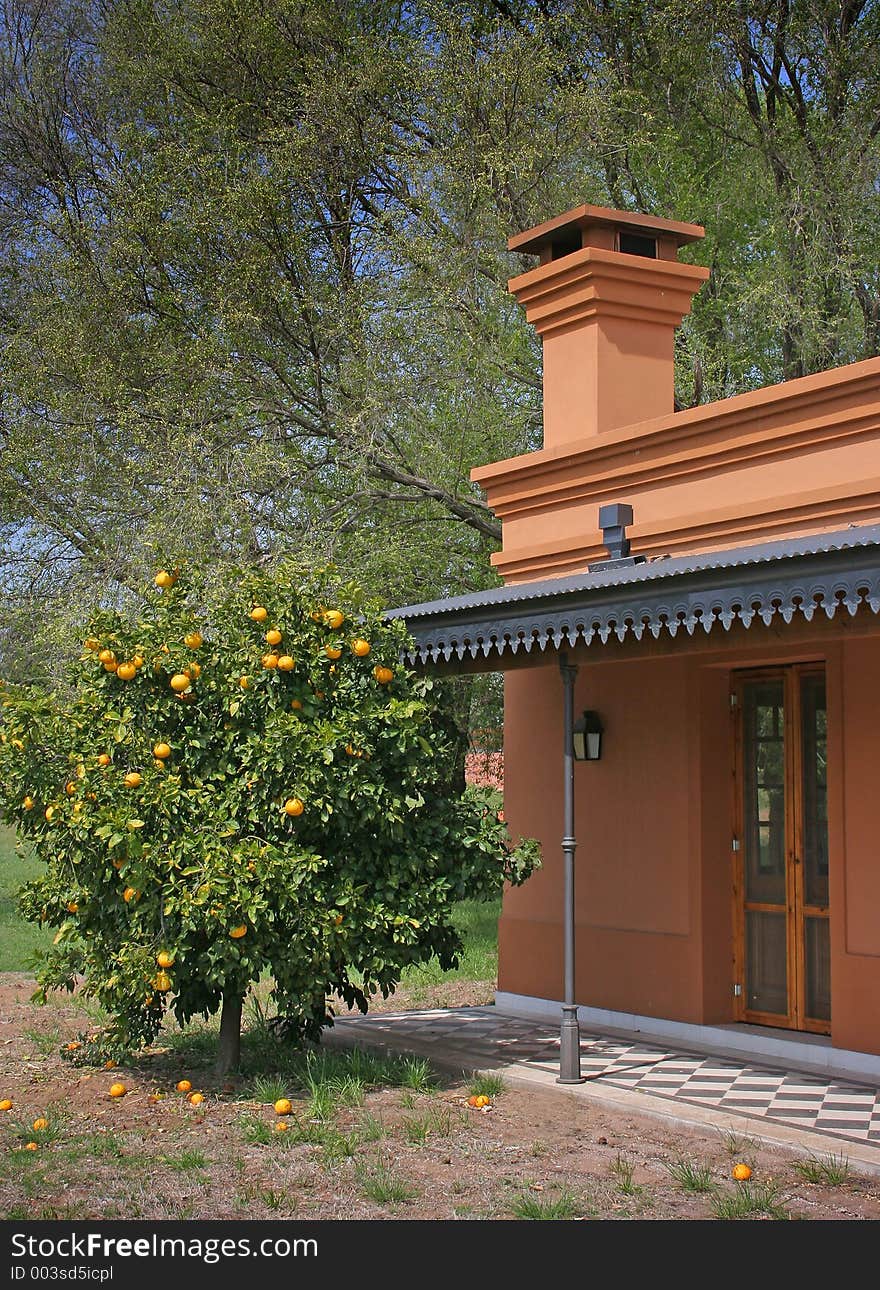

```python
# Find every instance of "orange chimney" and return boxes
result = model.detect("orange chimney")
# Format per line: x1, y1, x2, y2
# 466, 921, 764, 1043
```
508, 204, 710, 447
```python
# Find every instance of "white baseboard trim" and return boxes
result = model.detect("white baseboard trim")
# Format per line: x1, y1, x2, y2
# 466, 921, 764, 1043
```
493, 991, 880, 1084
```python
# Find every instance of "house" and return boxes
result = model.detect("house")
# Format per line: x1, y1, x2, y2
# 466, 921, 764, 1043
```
388, 202, 880, 1083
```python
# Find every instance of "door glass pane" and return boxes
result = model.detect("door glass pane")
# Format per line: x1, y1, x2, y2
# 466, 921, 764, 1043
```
801, 675, 829, 908
805, 917, 830, 1021
742, 681, 786, 904
746, 911, 787, 1015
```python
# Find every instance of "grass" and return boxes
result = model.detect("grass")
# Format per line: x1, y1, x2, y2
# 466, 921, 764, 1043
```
467, 1072, 505, 1100
356, 1159, 417, 1205
610, 1152, 642, 1195
400, 1104, 461, 1143
665, 1158, 716, 1193
710, 1180, 789, 1220
162, 1149, 208, 1172
389, 897, 501, 987
509, 1189, 583, 1219
792, 1151, 851, 1185
0, 827, 51, 972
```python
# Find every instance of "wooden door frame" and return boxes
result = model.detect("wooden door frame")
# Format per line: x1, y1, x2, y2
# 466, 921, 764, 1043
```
731, 663, 829, 1034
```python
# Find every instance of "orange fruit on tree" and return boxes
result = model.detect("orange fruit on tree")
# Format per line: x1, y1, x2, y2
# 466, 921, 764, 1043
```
261, 653, 279, 670
0, 1099, 12, 1111
373, 665, 394, 684
66, 901, 78, 913
229, 924, 248, 939
22, 796, 34, 810
108, 1083, 127, 1098
84, 636, 101, 651
283, 797, 304, 817
187, 1091, 204, 1105
265, 628, 282, 646
123, 772, 142, 788
97, 753, 111, 767
156, 951, 175, 968
324, 644, 342, 660
132, 655, 144, 669
277, 655, 295, 671
103, 660, 119, 673
98, 649, 116, 665
290, 699, 303, 710
45, 805, 56, 822
274, 1098, 292, 1115
122, 887, 140, 903
170, 673, 190, 692
732, 1162, 752, 1181
112, 857, 124, 870
153, 742, 171, 760
239, 675, 251, 689
154, 971, 172, 992
176, 1080, 192, 1093
184, 631, 203, 650
351, 639, 370, 657
116, 662, 137, 681
249, 606, 268, 622
185, 662, 201, 678
32, 1118, 48, 1132
324, 609, 344, 629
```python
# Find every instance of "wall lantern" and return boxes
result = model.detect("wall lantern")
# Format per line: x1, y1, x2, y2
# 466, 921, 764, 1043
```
572, 711, 603, 761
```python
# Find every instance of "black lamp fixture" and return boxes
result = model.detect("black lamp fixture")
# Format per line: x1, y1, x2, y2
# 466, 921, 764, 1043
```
572, 710, 604, 761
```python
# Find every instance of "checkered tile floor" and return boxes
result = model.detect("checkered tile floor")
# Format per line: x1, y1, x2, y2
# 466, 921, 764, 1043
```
335, 1007, 880, 1150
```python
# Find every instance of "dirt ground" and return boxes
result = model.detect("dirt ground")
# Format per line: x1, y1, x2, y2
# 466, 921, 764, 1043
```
2, 972, 880, 1222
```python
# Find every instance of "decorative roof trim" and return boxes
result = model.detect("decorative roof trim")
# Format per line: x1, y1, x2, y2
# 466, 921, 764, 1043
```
388, 529, 880, 667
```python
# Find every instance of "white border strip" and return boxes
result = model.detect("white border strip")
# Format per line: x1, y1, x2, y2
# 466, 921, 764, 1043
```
494, 991, 880, 1084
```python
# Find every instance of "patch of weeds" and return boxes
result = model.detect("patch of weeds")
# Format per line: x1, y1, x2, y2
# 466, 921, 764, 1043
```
710, 1181, 789, 1220
84, 1131, 126, 1161
399, 1057, 437, 1093
162, 1149, 208, 1172
259, 1188, 291, 1211
161, 1023, 217, 1066
719, 1129, 759, 1159
248, 1075, 291, 1106
238, 1112, 293, 1147
792, 1151, 850, 1185
401, 1104, 462, 1143
356, 1158, 417, 1205
319, 1129, 358, 1163
22, 1025, 64, 1057
509, 1189, 583, 1220
666, 1158, 716, 1193
529, 1140, 548, 1157
610, 1152, 642, 1195
9, 1105, 68, 1147
358, 1112, 386, 1143
398, 1089, 417, 1109
467, 1072, 505, 1100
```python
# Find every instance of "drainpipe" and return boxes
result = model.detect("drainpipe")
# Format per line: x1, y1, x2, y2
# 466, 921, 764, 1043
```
558, 653, 585, 1084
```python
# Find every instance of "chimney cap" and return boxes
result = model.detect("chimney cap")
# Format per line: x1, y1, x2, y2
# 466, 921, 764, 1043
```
508, 202, 704, 257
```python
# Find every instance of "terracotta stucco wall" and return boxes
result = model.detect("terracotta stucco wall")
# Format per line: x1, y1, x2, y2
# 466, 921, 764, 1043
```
500, 655, 709, 1021
499, 627, 880, 1054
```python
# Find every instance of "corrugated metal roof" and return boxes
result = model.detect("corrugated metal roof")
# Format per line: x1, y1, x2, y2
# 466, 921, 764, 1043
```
388, 523, 880, 622
386, 524, 880, 667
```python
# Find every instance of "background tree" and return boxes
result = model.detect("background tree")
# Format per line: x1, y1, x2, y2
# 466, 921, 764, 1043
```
0, 560, 539, 1072
0, 1, 877, 725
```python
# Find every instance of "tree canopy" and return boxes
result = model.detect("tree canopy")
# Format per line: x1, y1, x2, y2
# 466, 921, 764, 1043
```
1, 1, 878, 678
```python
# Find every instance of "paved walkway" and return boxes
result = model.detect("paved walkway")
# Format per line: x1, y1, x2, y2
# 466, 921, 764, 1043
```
326, 1005, 880, 1176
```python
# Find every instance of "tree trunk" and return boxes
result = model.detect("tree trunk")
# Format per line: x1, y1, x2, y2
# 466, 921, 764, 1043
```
216, 992, 243, 1077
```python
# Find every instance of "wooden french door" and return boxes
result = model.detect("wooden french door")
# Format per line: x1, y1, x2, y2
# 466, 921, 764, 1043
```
732, 665, 830, 1033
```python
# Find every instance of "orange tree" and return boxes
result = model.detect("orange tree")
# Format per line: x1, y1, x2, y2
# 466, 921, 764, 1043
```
0, 563, 538, 1073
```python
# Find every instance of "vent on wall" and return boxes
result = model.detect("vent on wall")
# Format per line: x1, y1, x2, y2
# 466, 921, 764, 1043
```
550, 228, 583, 260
